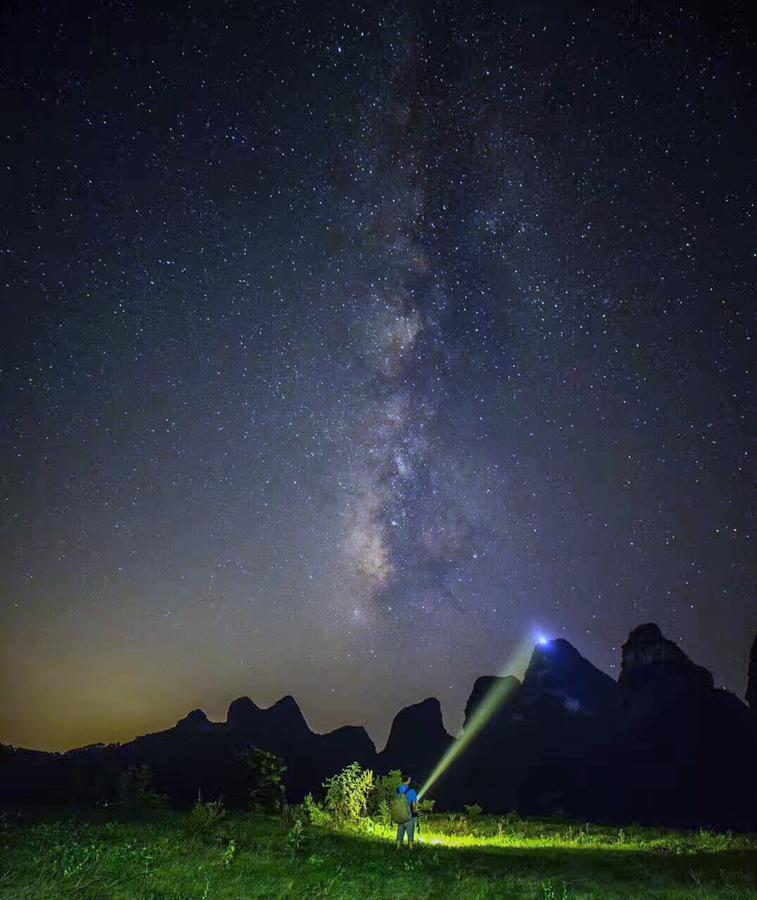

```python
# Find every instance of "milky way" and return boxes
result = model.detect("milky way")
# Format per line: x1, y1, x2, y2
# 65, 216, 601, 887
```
1, 2, 754, 751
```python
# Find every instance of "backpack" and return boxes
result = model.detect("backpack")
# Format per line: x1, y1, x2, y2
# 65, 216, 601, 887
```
391, 791, 411, 825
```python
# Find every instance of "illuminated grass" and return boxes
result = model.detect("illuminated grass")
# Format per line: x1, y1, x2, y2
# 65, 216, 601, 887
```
360, 815, 757, 853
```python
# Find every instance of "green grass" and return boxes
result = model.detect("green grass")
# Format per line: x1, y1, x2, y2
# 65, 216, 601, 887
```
1, 807, 755, 899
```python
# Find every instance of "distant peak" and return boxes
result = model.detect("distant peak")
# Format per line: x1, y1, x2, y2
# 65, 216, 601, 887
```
630, 622, 663, 640
620, 623, 713, 694
524, 638, 593, 680
386, 697, 446, 735
622, 623, 690, 668
522, 638, 616, 713
226, 696, 261, 728
408, 696, 442, 713
175, 709, 211, 731
463, 675, 521, 727
533, 637, 580, 658
265, 695, 310, 731
270, 694, 300, 711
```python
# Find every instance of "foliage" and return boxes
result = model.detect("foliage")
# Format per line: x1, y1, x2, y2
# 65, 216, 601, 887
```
218, 838, 236, 868
367, 769, 403, 817
464, 803, 483, 819
416, 798, 435, 814
285, 818, 306, 855
186, 795, 226, 838
323, 762, 374, 825
375, 798, 391, 826
119, 765, 167, 809
303, 792, 332, 827
236, 745, 287, 811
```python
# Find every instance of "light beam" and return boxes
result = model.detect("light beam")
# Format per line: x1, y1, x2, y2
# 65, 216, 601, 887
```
418, 638, 538, 800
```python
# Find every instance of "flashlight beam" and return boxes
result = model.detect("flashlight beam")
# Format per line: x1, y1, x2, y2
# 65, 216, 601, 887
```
418, 639, 536, 800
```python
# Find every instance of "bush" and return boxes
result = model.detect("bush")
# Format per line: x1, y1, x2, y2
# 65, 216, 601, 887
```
236, 746, 287, 811
416, 798, 435, 814
465, 803, 483, 819
187, 795, 226, 838
303, 793, 331, 827
368, 769, 403, 817
323, 762, 373, 825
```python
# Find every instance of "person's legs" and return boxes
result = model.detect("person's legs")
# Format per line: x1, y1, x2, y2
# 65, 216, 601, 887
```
396, 822, 406, 847
407, 816, 416, 849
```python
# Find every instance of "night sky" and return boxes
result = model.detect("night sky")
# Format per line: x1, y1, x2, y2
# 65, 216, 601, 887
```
2, 2, 754, 753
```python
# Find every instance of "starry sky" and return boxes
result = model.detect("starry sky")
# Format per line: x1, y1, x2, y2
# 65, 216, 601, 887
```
1, 2, 754, 753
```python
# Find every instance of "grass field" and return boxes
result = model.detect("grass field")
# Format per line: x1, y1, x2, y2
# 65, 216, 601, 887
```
1, 806, 755, 899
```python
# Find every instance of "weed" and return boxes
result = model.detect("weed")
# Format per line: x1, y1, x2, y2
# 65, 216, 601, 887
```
376, 797, 391, 826
187, 796, 226, 839
285, 818, 305, 855
219, 838, 236, 868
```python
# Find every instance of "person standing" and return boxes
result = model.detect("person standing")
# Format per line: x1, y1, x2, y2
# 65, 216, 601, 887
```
393, 776, 418, 849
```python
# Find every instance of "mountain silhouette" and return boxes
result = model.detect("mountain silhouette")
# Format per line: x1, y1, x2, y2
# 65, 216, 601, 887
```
521, 638, 616, 714
379, 697, 452, 784
607, 623, 756, 827
1, 624, 755, 828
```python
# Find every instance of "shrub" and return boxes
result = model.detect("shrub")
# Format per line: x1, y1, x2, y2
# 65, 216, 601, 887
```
416, 798, 435, 814
187, 795, 226, 838
323, 762, 373, 825
368, 769, 403, 816
303, 793, 331, 827
236, 746, 287, 811
465, 803, 482, 819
